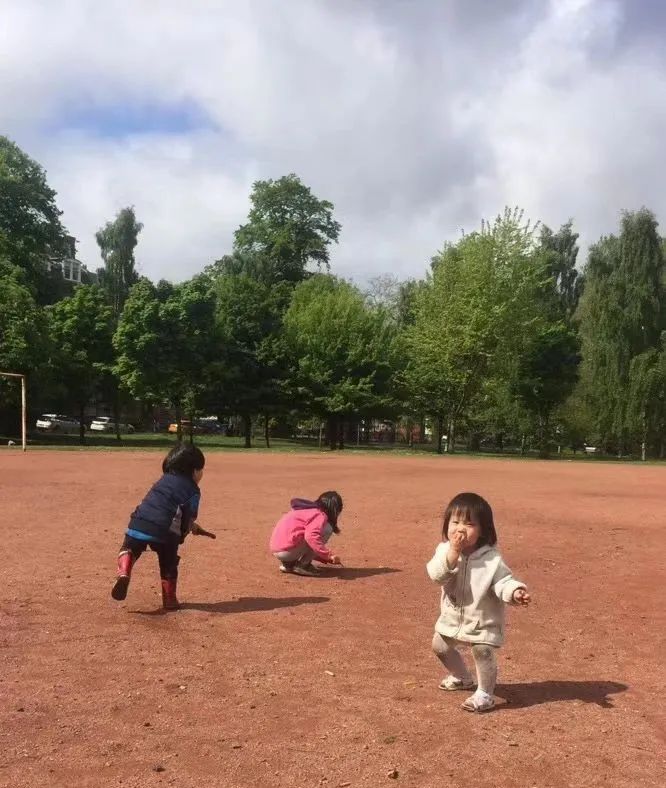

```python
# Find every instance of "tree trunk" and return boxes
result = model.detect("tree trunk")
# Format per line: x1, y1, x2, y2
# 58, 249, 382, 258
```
520, 433, 527, 456
447, 420, 455, 454
189, 413, 195, 445
264, 414, 271, 449
243, 413, 252, 448
436, 415, 444, 454
327, 415, 337, 450
175, 404, 182, 443
318, 421, 323, 450
617, 429, 625, 459
538, 415, 549, 459
113, 390, 121, 442
641, 410, 647, 461
79, 403, 86, 445
338, 419, 345, 450
419, 415, 426, 445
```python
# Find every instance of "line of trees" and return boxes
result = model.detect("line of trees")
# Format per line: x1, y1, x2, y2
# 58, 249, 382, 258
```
2, 135, 666, 458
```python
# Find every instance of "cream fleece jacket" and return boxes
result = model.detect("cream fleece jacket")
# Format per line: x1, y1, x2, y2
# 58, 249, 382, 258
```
426, 541, 526, 647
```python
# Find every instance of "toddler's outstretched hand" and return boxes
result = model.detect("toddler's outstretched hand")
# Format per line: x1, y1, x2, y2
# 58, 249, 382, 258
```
513, 588, 530, 606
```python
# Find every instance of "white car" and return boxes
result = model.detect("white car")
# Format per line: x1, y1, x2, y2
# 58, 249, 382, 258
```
36, 414, 82, 434
90, 416, 135, 434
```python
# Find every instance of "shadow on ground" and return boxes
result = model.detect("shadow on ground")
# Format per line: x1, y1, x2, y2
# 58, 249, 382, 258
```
496, 680, 628, 709
131, 595, 330, 615
324, 566, 401, 580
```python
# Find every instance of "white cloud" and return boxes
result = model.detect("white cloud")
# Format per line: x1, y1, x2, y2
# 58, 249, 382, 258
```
2, 0, 665, 282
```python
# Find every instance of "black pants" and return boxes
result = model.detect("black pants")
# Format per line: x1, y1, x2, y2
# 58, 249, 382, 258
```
121, 534, 180, 580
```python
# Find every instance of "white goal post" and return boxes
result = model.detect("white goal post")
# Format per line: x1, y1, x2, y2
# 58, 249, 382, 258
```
0, 372, 27, 452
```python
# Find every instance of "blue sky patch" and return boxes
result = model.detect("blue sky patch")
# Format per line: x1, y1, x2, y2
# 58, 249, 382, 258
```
47, 98, 216, 137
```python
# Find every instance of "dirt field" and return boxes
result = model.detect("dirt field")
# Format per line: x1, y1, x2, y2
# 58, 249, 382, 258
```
1, 451, 665, 787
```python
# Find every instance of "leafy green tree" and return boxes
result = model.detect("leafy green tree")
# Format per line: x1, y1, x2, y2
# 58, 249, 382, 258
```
404, 209, 547, 453
0, 136, 69, 304
206, 250, 279, 287
49, 286, 115, 443
114, 278, 217, 440
282, 275, 398, 449
234, 174, 341, 283
555, 391, 595, 454
513, 323, 580, 457
0, 261, 53, 432
94, 207, 144, 439
96, 206, 143, 318
210, 273, 291, 447
628, 342, 666, 460
540, 221, 583, 321
578, 209, 666, 454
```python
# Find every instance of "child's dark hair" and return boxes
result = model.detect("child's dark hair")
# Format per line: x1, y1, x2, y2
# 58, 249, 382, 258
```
316, 491, 343, 533
162, 443, 205, 477
442, 492, 497, 548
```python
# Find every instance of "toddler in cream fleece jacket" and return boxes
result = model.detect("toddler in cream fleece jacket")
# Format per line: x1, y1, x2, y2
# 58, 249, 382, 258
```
427, 492, 530, 712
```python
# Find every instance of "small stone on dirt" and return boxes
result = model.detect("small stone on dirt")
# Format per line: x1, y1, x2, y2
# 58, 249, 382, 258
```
152, 764, 166, 773
325, 670, 335, 676
231, 743, 243, 749
388, 769, 399, 779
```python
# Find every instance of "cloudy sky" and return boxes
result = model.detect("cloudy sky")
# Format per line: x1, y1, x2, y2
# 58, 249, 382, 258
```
2, 0, 665, 284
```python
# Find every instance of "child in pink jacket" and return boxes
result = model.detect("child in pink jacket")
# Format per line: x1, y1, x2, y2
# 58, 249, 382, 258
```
269, 491, 343, 576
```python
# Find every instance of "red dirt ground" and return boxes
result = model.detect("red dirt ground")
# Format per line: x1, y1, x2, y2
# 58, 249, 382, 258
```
1, 450, 665, 787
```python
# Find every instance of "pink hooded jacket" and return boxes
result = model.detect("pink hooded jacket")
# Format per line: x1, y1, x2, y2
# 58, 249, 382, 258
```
269, 499, 334, 563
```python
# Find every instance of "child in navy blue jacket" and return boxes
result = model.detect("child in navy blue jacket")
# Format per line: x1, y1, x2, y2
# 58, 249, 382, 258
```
111, 443, 214, 610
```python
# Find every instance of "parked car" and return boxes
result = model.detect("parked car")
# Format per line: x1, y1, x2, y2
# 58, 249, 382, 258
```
195, 417, 225, 434
35, 414, 82, 434
90, 416, 136, 434
167, 417, 225, 435
168, 420, 200, 435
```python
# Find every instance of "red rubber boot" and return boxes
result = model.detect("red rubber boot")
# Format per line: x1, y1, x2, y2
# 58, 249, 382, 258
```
161, 578, 180, 610
111, 550, 134, 601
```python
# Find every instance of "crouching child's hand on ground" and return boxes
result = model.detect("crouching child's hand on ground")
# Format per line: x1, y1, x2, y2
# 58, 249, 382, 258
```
512, 587, 530, 606
329, 554, 342, 565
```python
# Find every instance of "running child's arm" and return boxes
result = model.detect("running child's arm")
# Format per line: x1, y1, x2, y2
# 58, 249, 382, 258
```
426, 542, 460, 583
492, 558, 529, 604
190, 523, 216, 539
180, 492, 216, 540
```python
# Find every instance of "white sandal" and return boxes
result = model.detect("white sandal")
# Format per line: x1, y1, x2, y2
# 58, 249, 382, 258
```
439, 675, 476, 691
461, 690, 495, 712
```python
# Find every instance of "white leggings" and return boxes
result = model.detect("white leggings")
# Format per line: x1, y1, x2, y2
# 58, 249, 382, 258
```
432, 633, 498, 694
273, 523, 333, 564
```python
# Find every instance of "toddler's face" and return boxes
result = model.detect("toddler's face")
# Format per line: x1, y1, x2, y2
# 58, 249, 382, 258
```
447, 510, 481, 550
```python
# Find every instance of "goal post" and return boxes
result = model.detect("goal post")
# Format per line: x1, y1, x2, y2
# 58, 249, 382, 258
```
0, 372, 27, 452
